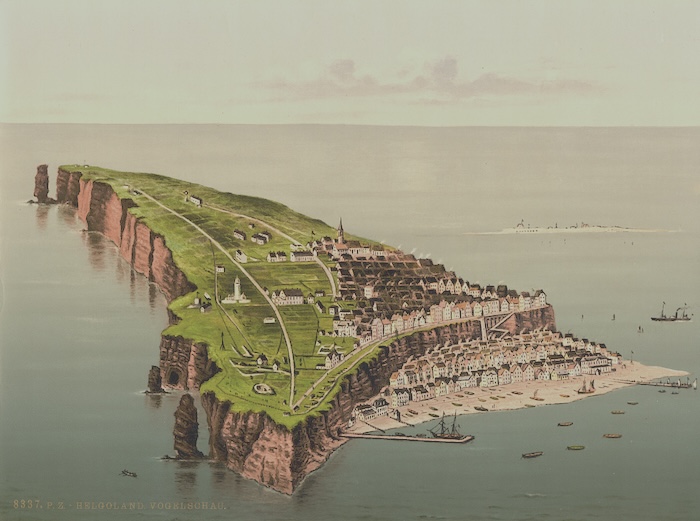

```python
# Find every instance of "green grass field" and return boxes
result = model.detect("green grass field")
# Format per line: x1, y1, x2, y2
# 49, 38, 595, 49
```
64, 165, 383, 427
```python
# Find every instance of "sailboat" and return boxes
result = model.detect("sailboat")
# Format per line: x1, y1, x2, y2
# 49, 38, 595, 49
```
577, 378, 595, 395
428, 412, 470, 441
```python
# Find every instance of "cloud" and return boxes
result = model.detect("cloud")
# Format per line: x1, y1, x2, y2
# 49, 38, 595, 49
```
258, 57, 599, 103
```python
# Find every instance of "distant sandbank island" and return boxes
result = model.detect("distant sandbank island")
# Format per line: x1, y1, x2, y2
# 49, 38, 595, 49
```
471, 220, 668, 235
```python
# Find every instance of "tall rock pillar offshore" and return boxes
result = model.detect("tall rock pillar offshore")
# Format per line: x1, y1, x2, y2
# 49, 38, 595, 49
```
33, 164, 53, 203
173, 394, 205, 459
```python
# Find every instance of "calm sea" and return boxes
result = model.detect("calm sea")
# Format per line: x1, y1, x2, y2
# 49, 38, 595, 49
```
1, 124, 699, 521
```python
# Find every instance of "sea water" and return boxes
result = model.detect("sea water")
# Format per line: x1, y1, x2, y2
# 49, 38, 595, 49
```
1, 124, 699, 520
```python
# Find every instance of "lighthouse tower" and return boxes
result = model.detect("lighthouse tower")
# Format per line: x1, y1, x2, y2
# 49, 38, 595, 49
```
234, 276, 242, 300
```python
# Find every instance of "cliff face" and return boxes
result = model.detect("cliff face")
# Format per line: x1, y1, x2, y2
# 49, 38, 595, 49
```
202, 310, 555, 494
159, 335, 219, 391
41, 166, 557, 495
49, 167, 202, 389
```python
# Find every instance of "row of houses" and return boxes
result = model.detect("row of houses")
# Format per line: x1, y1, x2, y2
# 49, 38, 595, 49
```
330, 290, 548, 344
266, 250, 315, 262
386, 331, 618, 407
252, 231, 272, 245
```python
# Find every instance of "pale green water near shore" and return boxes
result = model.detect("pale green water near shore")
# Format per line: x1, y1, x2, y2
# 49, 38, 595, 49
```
1, 124, 699, 520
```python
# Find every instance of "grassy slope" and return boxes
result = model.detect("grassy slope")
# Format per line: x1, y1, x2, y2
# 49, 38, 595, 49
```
64, 165, 389, 427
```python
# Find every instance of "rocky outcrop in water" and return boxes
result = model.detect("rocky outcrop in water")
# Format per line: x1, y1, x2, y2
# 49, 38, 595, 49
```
33, 164, 54, 203
146, 365, 165, 394
174, 394, 205, 459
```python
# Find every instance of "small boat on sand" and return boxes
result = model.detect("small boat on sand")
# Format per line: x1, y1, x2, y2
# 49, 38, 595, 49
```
408, 409, 419, 415
465, 391, 475, 395
567, 445, 585, 451
603, 433, 622, 439
490, 396, 499, 400
429, 413, 440, 418
429, 406, 438, 411
530, 389, 544, 401
452, 403, 463, 407
558, 422, 573, 427
474, 406, 489, 412
522, 451, 543, 459
525, 404, 535, 408
560, 394, 570, 398
512, 391, 523, 395
478, 398, 487, 402
611, 410, 625, 415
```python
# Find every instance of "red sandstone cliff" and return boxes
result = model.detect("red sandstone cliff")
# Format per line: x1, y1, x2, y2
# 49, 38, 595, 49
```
41, 166, 557, 495
202, 309, 555, 494
33, 164, 54, 203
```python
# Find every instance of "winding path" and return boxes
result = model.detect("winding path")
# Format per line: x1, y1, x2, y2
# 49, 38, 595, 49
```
204, 202, 338, 298
137, 191, 296, 408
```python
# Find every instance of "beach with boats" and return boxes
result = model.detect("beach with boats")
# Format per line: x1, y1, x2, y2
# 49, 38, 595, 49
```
346, 362, 689, 435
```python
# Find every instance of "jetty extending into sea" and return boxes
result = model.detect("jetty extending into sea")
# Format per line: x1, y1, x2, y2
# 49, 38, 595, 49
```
340, 433, 475, 443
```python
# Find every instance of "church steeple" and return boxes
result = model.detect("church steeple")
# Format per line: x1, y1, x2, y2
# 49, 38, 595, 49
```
337, 218, 345, 243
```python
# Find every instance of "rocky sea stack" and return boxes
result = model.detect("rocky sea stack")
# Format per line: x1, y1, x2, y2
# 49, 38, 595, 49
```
173, 394, 205, 459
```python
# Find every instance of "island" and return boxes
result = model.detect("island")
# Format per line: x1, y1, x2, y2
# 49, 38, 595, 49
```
32, 164, 685, 494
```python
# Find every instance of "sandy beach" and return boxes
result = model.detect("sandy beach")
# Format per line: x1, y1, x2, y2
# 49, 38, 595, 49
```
348, 362, 689, 434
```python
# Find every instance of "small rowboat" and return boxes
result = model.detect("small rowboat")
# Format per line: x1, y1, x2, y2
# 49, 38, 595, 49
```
474, 406, 489, 412
522, 451, 543, 459
465, 391, 474, 395
408, 409, 419, 415
603, 433, 622, 439
558, 422, 573, 427
627, 401, 639, 405
512, 391, 523, 395
525, 404, 535, 408
567, 445, 585, 451
429, 406, 439, 411
560, 394, 570, 398
121, 469, 138, 478
611, 410, 625, 415
490, 396, 499, 401
429, 413, 440, 418
479, 398, 487, 402
452, 403, 463, 407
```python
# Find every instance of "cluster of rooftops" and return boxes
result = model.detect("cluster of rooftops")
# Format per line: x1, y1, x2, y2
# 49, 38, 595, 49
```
352, 330, 621, 416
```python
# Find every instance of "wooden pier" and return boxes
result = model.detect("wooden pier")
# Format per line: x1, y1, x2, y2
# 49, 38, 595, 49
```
340, 433, 475, 443
639, 382, 695, 389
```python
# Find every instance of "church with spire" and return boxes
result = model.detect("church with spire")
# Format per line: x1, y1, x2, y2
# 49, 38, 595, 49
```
337, 218, 345, 244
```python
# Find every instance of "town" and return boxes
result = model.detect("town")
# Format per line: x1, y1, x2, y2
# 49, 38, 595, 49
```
352, 329, 621, 422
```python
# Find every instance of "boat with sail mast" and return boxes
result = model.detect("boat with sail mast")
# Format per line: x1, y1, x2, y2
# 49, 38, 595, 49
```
428, 412, 471, 441
576, 378, 595, 394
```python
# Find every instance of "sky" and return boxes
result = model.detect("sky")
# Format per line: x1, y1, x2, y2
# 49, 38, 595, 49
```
1, 0, 699, 126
